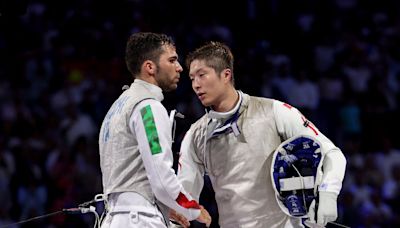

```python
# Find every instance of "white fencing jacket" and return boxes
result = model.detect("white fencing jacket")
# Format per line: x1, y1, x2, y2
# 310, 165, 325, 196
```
99, 79, 201, 223
178, 91, 346, 228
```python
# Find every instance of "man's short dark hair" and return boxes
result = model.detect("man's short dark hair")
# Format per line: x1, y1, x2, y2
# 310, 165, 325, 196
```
186, 41, 235, 84
125, 32, 175, 77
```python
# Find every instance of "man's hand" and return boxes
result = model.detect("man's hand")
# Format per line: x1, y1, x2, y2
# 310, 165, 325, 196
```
305, 191, 338, 227
196, 205, 212, 227
316, 191, 338, 226
169, 209, 190, 228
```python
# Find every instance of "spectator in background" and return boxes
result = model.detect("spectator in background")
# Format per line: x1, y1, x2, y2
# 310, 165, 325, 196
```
286, 69, 319, 119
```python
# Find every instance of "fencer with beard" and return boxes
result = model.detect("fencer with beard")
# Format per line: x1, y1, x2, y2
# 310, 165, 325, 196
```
98, 32, 211, 228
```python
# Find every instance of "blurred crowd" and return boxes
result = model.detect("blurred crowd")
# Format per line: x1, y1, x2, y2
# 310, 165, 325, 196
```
1, 0, 400, 227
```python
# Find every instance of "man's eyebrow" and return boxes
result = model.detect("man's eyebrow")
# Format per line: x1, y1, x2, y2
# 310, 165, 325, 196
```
189, 68, 203, 77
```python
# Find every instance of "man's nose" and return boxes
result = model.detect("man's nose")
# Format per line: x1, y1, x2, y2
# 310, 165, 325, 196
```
176, 62, 183, 72
192, 78, 200, 89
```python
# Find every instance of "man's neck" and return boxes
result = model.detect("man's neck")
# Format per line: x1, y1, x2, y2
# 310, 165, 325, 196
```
136, 74, 158, 86
212, 89, 239, 112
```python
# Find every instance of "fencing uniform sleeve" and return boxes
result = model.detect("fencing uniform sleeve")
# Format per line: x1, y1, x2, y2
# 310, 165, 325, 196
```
177, 129, 205, 202
273, 100, 346, 194
273, 100, 346, 226
130, 99, 201, 221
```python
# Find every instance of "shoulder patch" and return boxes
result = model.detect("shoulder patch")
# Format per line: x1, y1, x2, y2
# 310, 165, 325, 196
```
140, 105, 162, 155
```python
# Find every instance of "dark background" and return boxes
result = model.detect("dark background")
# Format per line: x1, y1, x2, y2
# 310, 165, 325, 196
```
1, 0, 400, 227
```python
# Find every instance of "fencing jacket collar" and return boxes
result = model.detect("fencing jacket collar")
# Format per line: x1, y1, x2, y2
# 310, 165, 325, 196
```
132, 79, 164, 102
206, 91, 243, 139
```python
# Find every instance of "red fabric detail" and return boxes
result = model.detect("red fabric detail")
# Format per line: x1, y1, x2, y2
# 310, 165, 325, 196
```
176, 192, 200, 209
308, 124, 318, 135
283, 103, 293, 109
301, 116, 318, 135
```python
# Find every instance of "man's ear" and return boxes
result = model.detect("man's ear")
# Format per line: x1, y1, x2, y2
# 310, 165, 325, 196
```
143, 60, 156, 75
222, 69, 232, 83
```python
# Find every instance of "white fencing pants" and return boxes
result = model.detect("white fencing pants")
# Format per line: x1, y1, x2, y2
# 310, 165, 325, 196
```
101, 192, 167, 228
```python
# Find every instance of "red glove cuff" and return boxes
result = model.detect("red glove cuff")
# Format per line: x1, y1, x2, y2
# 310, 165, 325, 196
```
176, 192, 200, 209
